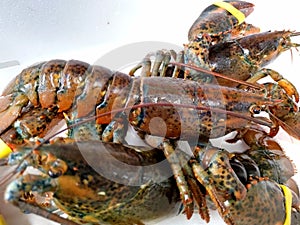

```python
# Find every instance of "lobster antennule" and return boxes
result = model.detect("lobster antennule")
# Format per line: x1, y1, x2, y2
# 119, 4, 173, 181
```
288, 31, 300, 48
290, 31, 300, 38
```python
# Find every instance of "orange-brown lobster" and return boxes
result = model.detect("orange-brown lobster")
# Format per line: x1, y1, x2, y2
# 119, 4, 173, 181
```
0, 1, 300, 224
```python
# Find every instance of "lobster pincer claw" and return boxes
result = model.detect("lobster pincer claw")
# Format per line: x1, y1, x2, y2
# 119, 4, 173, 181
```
248, 68, 300, 103
228, 179, 298, 225
188, 0, 256, 41
277, 78, 299, 103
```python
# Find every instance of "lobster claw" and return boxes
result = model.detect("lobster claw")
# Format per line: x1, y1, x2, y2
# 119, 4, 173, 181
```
188, 1, 256, 41
277, 78, 299, 103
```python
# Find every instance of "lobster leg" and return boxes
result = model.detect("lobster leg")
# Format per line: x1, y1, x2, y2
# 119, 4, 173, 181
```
178, 154, 210, 222
129, 49, 182, 78
129, 56, 152, 77
161, 140, 194, 219
245, 68, 299, 102
101, 113, 128, 144
189, 145, 249, 225
190, 158, 234, 225
150, 50, 171, 77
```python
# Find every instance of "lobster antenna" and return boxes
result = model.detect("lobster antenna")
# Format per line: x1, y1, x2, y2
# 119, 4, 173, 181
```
170, 62, 262, 89
290, 31, 300, 38
290, 45, 299, 64
289, 31, 300, 63
17, 201, 80, 225
0, 163, 18, 185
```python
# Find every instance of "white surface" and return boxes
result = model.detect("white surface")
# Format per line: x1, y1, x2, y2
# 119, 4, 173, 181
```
0, 0, 300, 225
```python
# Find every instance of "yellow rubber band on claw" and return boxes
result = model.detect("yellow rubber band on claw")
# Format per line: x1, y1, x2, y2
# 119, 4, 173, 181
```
0, 214, 8, 225
0, 139, 12, 159
213, 1, 246, 25
279, 184, 292, 225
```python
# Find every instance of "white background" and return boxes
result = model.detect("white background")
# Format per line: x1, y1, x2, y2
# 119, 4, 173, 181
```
0, 0, 300, 224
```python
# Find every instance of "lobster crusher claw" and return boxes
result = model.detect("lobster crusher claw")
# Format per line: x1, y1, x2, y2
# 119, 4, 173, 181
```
213, 1, 246, 25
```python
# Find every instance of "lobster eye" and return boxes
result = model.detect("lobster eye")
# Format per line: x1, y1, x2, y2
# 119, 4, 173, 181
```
249, 105, 261, 114
48, 159, 68, 178
280, 37, 289, 50
48, 169, 63, 178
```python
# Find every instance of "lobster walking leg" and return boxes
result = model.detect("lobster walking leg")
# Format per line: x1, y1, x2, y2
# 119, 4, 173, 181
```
245, 68, 299, 102
161, 140, 194, 219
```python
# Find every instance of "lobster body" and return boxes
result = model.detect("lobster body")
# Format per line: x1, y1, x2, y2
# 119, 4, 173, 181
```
0, 60, 271, 145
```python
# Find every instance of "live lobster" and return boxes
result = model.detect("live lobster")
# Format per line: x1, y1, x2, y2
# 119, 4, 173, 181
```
0, 1, 300, 225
